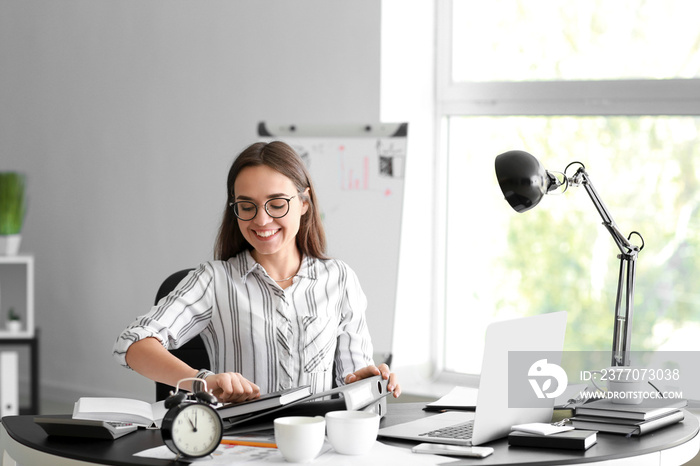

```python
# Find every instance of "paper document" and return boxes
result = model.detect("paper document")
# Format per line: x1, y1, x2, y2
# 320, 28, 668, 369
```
135, 441, 445, 465
425, 386, 478, 410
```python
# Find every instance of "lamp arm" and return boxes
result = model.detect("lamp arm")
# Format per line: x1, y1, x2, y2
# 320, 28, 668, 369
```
570, 167, 640, 367
571, 167, 639, 256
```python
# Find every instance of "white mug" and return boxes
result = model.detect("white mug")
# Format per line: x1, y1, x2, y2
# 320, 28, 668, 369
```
325, 410, 380, 455
274, 416, 326, 463
590, 367, 649, 405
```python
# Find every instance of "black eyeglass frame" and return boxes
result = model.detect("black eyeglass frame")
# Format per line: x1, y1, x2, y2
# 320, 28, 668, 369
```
229, 195, 298, 221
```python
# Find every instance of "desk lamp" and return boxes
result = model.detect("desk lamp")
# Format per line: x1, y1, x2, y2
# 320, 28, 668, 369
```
494, 150, 644, 367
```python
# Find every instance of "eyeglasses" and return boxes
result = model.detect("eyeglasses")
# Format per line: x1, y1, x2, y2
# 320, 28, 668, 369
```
229, 196, 297, 221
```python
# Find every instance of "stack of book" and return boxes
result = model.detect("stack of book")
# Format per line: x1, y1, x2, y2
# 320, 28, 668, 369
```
571, 398, 687, 436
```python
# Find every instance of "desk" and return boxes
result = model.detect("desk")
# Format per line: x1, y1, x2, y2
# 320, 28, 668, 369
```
2, 403, 699, 465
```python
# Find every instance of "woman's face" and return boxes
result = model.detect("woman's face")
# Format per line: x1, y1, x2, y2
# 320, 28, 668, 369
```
233, 165, 308, 261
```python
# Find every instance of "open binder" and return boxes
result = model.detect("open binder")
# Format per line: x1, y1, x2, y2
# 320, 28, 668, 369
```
221, 375, 389, 431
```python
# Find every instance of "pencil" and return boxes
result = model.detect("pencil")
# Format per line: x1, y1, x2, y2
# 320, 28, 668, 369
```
220, 439, 278, 448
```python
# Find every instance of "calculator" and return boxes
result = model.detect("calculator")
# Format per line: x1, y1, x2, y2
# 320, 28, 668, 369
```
34, 416, 138, 440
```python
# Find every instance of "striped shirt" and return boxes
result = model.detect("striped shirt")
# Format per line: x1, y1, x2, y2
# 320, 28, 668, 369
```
113, 250, 375, 395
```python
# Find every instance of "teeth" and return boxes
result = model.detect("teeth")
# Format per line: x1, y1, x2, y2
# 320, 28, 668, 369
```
256, 230, 278, 238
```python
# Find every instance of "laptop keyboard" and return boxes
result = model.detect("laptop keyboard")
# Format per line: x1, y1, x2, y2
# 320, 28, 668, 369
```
419, 420, 474, 440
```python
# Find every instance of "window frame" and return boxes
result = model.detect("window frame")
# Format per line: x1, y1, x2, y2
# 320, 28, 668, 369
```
434, 0, 700, 380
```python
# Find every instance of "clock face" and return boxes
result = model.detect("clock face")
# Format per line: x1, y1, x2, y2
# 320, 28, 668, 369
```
165, 403, 223, 458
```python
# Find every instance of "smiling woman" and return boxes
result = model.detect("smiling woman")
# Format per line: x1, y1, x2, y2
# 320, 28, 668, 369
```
216, 142, 327, 269
113, 141, 401, 402
228, 164, 310, 283
232, 165, 308, 278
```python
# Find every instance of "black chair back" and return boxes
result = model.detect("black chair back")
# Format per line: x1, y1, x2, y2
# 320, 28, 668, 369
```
154, 269, 210, 401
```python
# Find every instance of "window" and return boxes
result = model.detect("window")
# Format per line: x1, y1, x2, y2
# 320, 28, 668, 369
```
451, 0, 700, 82
438, 0, 700, 375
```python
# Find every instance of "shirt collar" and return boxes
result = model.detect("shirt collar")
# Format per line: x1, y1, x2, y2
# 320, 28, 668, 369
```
234, 249, 318, 282
296, 254, 318, 280
235, 250, 258, 281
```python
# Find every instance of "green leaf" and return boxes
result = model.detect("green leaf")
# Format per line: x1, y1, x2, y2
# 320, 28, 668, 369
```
0, 172, 27, 235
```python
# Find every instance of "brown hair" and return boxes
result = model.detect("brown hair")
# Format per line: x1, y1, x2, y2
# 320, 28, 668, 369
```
214, 141, 328, 261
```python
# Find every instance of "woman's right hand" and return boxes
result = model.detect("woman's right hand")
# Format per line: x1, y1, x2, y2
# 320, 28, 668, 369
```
205, 372, 261, 404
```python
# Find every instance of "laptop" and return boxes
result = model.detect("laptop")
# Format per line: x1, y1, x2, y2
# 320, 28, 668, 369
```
378, 311, 567, 446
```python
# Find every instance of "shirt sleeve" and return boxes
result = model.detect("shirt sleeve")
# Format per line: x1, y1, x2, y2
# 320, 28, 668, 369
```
112, 263, 215, 369
333, 262, 375, 387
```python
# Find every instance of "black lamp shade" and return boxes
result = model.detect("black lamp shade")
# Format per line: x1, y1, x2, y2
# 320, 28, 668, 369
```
495, 150, 551, 213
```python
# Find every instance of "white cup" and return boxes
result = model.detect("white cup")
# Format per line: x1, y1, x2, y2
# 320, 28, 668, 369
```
274, 416, 326, 463
590, 367, 650, 405
325, 410, 380, 456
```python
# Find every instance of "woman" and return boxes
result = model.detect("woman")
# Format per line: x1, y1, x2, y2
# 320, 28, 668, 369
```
113, 141, 400, 403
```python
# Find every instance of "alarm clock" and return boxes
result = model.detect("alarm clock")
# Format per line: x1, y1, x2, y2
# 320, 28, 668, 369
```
160, 377, 223, 458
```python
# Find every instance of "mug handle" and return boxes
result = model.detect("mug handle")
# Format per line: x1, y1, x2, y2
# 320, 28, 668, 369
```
589, 371, 607, 392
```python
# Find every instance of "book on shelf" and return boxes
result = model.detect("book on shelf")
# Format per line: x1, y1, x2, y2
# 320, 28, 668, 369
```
73, 397, 168, 429
216, 385, 312, 419
508, 430, 597, 451
574, 398, 687, 421
571, 409, 685, 436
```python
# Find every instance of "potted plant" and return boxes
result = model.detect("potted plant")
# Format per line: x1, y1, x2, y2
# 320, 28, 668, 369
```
0, 171, 27, 255
6, 307, 22, 333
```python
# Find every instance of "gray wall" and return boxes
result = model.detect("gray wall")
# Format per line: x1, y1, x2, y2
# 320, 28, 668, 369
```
0, 0, 381, 402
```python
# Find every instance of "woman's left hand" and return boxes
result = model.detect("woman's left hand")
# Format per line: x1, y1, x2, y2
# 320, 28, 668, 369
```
344, 363, 401, 398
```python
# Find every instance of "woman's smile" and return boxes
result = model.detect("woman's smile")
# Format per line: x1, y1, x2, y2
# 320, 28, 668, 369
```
253, 228, 281, 239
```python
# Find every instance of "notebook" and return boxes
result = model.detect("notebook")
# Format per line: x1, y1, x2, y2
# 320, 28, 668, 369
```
378, 311, 567, 446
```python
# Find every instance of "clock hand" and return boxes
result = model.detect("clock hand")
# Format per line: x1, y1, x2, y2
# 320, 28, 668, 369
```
187, 413, 197, 432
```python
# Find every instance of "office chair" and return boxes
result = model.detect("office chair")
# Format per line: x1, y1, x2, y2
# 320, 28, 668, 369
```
153, 268, 210, 401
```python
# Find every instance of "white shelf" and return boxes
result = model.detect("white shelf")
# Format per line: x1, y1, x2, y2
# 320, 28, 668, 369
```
0, 255, 34, 338
0, 255, 33, 264
0, 331, 34, 339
